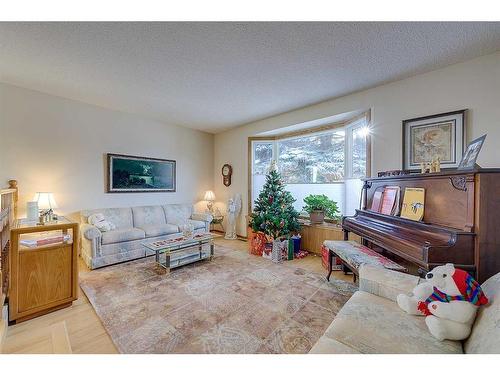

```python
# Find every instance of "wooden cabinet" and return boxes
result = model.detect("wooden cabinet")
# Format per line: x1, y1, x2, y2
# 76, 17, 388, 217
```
299, 220, 360, 255
9, 218, 78, 323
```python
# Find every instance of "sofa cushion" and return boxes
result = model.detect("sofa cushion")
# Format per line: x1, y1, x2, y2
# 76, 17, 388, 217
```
324, 291, 463, 354
187, 219, 206, 230
81, 207, 133, 229
101, 228, 146, 245
309, 336, 361, 354
132, 205, 166, 228
359, 264, 422, 302
139, 224, 179, 238
464, 272, 500, 354
163, 204, 193, 225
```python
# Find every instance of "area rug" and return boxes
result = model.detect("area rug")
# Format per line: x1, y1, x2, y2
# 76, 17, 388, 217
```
79, 245, 357, 354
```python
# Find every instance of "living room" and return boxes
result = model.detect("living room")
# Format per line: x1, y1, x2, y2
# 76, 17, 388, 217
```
1, 1, 500, 373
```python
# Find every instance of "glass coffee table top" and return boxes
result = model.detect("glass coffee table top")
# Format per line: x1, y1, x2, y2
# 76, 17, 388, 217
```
142, 232, 220, 273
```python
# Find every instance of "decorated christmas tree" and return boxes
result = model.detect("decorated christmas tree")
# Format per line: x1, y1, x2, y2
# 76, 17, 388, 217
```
249, 162, 300, 240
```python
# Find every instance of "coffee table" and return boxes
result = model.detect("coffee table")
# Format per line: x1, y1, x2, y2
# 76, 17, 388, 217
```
142, 232, 219, 274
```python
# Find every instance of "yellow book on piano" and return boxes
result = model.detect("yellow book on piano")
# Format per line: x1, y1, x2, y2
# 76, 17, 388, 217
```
400, 187, 425, 221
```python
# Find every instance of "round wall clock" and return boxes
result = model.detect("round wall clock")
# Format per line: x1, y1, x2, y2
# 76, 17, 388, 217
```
222, 164, 232, 187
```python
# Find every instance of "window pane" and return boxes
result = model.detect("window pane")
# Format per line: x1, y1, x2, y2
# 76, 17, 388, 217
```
253, 142, 273, 175
252, 142, 273, 211
351, 126, 367, 178
278, 131, 344, 183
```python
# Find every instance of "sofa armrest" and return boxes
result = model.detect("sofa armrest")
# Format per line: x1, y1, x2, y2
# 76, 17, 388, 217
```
359, 264, 422, 302
191, 212, 213, 222
80, 224, 102, 266
81, 223, 101, 241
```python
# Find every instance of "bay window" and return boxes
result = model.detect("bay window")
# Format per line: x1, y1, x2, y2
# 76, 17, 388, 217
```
250, 114, 370, 217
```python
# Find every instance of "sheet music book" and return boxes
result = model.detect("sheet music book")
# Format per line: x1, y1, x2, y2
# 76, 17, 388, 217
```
380, 186, 401, 215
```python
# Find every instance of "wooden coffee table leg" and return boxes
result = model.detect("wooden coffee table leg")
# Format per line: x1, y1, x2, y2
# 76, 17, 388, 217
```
327, 249, 333, 281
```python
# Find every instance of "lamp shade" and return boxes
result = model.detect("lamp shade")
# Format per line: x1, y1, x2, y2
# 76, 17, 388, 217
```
34, 192, 58, 210
204, 190, 216, 201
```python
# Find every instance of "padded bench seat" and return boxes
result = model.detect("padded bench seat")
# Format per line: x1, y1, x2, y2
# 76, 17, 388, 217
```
324, 240, 407, 281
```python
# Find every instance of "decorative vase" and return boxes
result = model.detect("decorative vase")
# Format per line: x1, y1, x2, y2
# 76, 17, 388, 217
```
271, 239, 283, 264
310, 210, 325, 224
181, 222, 194, 239
26, 201, 39, 221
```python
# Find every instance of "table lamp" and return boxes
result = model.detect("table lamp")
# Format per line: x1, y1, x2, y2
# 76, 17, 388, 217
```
204, 190, 215, 213
34, 192, 58, 223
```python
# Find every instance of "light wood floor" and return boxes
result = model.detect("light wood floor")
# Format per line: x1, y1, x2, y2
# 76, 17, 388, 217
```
1, 237, 351, 354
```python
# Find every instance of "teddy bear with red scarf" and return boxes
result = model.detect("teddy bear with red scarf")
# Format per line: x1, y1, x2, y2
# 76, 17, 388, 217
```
397, 263, 489, 341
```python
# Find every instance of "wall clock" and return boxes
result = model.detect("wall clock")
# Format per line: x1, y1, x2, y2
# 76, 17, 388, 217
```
222, 164, 232, 187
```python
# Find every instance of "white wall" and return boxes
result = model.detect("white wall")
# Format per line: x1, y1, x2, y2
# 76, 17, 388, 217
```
214, 52, 500, 236
0, 83, 214, 218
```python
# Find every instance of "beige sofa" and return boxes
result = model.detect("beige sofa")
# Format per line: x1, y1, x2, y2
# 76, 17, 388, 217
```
310, 265, 500, 354
80, 204, 212, 269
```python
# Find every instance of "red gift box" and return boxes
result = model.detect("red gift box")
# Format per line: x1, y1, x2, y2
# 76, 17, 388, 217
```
321, 245, 342, 270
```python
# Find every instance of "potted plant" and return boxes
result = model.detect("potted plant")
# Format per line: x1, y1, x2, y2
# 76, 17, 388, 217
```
303, 194, 340, 224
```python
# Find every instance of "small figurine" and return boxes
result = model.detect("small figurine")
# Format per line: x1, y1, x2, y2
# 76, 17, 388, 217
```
420, 162, 426, 174
434, 156, 441, 173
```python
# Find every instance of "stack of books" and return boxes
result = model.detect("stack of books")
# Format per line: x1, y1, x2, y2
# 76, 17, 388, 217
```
20, 234, 71, 248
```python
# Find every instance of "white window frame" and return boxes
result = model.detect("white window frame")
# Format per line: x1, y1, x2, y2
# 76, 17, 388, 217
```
344, 117, 370, 180
249, 113, 370, 215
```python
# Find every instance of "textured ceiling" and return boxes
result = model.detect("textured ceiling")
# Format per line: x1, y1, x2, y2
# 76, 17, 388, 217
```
1, 22, 500, 133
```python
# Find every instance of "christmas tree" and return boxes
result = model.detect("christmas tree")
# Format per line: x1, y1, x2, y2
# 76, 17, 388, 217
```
249, 163, 300, 240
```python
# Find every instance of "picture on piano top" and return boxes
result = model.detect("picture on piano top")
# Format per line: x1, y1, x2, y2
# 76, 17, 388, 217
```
457, 134, 487, 171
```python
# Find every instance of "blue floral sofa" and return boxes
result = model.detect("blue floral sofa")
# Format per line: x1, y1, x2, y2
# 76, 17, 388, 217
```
80, 204, 212, 269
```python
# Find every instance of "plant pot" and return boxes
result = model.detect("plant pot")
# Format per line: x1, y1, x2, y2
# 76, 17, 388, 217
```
310, 210, 325, 224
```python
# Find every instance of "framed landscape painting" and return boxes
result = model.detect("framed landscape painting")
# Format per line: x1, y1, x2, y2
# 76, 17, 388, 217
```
402, 109, 466, 172
107, 153, 176, 193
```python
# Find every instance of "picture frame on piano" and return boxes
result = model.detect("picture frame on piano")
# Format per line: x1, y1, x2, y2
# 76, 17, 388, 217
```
402, 109, 466, 172
457, 134, 487, 171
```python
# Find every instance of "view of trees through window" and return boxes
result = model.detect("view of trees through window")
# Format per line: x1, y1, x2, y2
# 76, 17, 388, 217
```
253, 143, 273, 175
251, 118, 369, 214
278, 131, 344, 183
351, 126, 368, 178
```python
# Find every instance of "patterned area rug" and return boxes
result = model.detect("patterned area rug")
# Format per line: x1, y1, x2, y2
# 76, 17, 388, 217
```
80, 245, 357, 353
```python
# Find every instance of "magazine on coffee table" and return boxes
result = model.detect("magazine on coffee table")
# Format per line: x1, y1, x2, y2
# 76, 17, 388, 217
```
145, 232, 216, 251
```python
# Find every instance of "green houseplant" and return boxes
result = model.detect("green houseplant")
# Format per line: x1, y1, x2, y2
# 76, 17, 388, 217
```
303, 194, 340, 224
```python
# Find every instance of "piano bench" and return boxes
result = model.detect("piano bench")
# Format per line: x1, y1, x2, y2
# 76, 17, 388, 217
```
324, 240, 407, 282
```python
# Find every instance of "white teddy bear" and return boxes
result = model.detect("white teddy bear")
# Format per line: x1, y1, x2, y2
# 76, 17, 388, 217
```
88, 213, 116, 232
397, 263, 489, 341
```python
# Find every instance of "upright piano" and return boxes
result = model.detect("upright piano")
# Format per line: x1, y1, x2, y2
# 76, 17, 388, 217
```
342, 169, 500, 283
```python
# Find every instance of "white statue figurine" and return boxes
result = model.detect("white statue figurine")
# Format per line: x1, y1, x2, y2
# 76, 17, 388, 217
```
225, 193, 242, 240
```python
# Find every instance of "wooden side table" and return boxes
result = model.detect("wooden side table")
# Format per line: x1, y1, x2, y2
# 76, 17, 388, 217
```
9, 217, 79, 323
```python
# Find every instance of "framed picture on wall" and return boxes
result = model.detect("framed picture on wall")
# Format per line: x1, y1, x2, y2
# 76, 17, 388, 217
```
402, 109, 466, 172
107, 153, 176, 193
